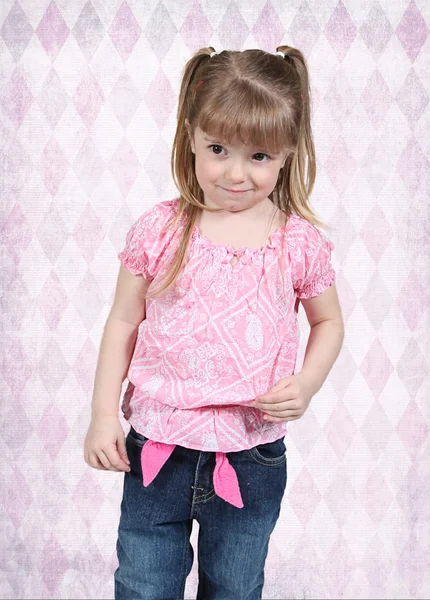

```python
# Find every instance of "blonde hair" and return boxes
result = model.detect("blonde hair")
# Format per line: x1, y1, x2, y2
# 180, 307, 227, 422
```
145, 45, 328, 299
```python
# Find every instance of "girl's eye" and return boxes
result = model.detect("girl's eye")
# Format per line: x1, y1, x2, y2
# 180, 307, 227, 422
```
208, 145, 271, 162
209, 144, 225, 155
253, 152, 271, 162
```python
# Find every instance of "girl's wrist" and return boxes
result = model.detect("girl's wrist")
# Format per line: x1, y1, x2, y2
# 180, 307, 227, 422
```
91, 410, 119, 421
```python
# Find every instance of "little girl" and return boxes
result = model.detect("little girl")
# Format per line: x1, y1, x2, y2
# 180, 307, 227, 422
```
84, 45, 344, 600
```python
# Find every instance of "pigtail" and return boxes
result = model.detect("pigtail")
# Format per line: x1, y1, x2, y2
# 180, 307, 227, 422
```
272, 46, 329, 232
147, 47, 216, 299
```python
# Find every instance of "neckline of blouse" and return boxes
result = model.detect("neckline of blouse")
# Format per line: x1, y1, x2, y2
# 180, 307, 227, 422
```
191, 213, 298, 256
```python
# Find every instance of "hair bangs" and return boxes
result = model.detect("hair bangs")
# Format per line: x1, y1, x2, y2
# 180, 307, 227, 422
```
197, 92, 294, 156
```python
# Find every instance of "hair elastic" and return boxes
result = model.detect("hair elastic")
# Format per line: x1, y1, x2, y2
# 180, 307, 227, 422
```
192, 51, 216, 93
277, 51, 306, 102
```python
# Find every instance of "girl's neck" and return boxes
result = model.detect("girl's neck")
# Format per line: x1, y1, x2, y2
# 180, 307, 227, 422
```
197, 197, 275, 225
194, 199, 284, 253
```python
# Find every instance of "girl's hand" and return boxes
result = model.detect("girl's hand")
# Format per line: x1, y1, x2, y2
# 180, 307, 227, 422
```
251, 373, 314, 423
84, 415, 131, 472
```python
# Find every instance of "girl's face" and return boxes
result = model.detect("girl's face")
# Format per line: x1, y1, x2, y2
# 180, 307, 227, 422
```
186, 122, 288, 213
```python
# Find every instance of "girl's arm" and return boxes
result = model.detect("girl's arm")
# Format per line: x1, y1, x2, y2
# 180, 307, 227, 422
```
91, 317, 139, 418
299, 284, 344, 395
91, 265, 150, 418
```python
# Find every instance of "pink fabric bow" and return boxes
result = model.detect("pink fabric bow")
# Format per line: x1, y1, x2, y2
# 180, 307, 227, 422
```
141, 440, 244, 509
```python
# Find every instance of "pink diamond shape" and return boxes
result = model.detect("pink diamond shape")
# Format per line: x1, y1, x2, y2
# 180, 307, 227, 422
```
73, 472, 105, 527
109, 70, 142, 128
324, 136, 356, 196
36, 271, 68, 330
323, 535, 358, 598
108, 138, 141, 197
360, 206, 393, 264
3, 338, 33, 395
40, 136, 69, 196
253, 3, 285, 53
397, 271, 430, 332
73, 70, 105, 129
73, 204, 104, 263
35, 205, 67, 264
38, 339, 70, 397
325, 402, 357, 460
0, 468, 33, 529
361, 272, 392, 331
0, 202, 32, 250
0, 69, 33, 126
145, 70, 176, 129
397, 535, 428, 596
396, 138, 429, 196
397, 402, 429, 457
73, 137, 105, 195
361, 401, 394, 460
397, 339, 429, 398
71, 539, 109, 577
36, 1, 70, 60
108, 1, 141, 61
74, 335, 101, 394
180, 1, 213, 53
361, 70, 393, 130
396, 2, 430, 62
324, 2, 357, 62
324, 469, 356, 527
38, 534, 69, 593
36, 403, 69, 461
288, 467, 322, 525
360, 338, 394, 398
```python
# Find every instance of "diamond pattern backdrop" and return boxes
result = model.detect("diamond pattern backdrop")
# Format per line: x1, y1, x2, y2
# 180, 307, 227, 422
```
1, 0, 429, 598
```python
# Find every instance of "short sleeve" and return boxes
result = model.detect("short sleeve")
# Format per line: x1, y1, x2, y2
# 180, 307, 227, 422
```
289, 218, 336, 299
117, 201, 174, 279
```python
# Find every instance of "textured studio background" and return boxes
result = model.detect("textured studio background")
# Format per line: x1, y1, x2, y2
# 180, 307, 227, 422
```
1, 0, 430, 598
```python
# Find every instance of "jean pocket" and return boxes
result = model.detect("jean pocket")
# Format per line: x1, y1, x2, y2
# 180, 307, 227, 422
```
249, 437, 286, 466
127, 426, 148, 447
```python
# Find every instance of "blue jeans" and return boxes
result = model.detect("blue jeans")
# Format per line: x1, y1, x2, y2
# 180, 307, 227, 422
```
114, 425, 287, 600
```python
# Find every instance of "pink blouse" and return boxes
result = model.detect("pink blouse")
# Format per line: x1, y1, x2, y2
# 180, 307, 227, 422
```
118, 197, 336, 508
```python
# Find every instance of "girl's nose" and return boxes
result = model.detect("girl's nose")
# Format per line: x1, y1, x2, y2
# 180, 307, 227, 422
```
225, 161, 247, 183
